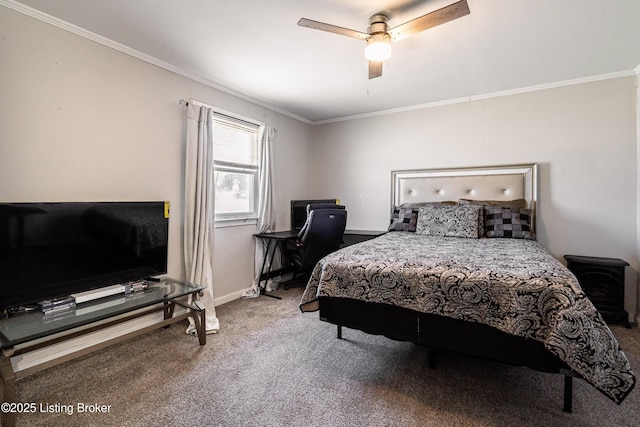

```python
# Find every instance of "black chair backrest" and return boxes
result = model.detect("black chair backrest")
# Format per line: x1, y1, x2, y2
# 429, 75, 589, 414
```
298, 208, 347, 268
306, 203, 345, 216
298, 204, 346, 239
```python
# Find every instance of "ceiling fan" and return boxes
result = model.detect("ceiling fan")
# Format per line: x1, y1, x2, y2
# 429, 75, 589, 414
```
298, 0, 470, 79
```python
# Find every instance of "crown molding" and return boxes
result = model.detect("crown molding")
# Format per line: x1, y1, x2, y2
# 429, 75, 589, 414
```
0, 0, 313, 125
314, 70, 638, 125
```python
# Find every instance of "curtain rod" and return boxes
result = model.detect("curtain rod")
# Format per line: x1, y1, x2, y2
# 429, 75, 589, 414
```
178, 98, 276, 132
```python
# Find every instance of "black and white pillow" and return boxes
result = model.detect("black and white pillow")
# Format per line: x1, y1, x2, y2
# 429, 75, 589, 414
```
416, 204, 482, 238
484, 206, 536, 239
388, 202, 457, 232
388, 206, 419, 232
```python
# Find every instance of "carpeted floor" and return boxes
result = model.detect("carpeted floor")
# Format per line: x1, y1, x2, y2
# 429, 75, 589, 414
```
13, 287, 640, 426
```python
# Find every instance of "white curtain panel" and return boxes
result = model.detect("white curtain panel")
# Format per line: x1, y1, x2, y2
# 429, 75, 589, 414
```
184, 104, 220, 333
242, 125, 276, 298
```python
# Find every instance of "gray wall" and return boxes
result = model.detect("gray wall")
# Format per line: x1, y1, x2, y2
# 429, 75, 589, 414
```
310, 76, 639, 321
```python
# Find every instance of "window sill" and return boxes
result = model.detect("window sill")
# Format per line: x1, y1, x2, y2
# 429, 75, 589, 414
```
214, 217, 258, 228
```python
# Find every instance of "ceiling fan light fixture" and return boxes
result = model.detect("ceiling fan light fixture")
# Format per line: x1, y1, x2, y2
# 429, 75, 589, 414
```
298, 0, 470, 78
364, 33, 391, 61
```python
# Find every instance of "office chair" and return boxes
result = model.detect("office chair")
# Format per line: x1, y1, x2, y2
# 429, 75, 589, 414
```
283, 207, 347, 288
296, 203, 345, 237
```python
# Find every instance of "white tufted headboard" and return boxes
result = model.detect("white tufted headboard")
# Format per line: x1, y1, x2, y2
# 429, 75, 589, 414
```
391, 164, 538, 229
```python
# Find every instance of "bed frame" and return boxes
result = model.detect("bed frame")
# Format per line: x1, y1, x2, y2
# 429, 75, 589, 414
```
317, 164, 579, 412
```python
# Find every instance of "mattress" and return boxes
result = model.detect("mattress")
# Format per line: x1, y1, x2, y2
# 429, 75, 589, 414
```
300, 232, 635, 403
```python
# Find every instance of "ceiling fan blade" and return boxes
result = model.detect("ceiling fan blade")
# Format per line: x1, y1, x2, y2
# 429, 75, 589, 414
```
297, 18, 369, 40
368, 61, 383, 79
389, 0, 470, 42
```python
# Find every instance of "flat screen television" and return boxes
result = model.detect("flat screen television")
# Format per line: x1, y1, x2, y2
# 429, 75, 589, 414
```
290, 199, 338, 230
0, 201, 169, 312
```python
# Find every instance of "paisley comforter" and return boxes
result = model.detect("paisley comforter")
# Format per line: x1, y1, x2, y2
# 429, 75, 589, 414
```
300, 232, 635, 404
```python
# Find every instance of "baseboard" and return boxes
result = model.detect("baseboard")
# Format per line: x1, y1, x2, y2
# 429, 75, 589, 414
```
215, 289, 247, 306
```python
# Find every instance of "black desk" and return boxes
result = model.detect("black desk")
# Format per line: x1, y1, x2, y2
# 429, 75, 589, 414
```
342, 229, 387, 246
253, 229, 386, 298
253, 230, 299, 299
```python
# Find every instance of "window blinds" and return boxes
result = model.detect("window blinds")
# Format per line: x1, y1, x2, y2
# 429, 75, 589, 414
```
212, 115, 258, 167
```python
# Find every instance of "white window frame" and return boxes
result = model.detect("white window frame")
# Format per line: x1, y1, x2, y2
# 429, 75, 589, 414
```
210, 108, 262, 227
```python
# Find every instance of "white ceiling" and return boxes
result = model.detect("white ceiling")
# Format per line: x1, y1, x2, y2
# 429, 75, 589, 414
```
6, 0, 640, 124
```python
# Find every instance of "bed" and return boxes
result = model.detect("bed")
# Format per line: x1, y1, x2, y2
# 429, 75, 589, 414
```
300, 164, 635, 411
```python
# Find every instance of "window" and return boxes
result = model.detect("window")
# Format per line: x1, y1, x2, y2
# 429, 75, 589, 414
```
211, 111, 260, 223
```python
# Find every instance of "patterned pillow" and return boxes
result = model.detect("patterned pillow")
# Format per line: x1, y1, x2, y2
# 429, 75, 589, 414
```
484, 206, 536, 239
416, 204, 482, 238
388, 206, 419, 232
389, 202, 458, 232
459, 199, 528, 237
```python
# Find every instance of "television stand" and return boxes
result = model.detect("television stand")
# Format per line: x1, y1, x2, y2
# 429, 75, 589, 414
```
0, 278, 205, 427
